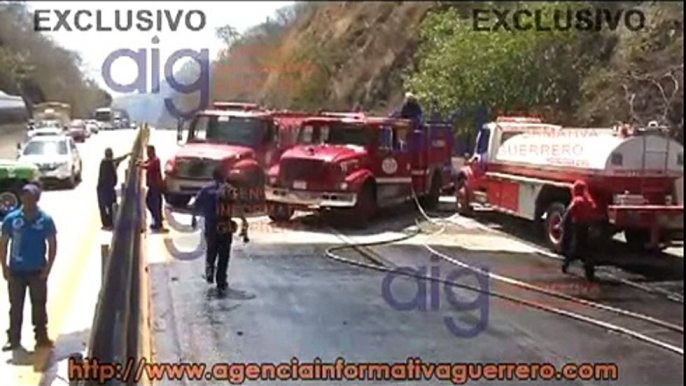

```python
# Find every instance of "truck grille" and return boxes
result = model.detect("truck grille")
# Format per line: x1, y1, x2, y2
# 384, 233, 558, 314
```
175, 158, 219, 179
280, 159, 329, 182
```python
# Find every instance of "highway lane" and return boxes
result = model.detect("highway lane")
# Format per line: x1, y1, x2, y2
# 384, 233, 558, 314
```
0, 129, 139, 386
139, 132, 682, 385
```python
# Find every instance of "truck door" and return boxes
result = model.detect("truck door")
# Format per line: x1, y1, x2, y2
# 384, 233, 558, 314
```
375, 124, 412, 206
260, 120, 278, 167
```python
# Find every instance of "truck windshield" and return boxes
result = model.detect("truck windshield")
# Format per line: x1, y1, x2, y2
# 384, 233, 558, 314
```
188, 115, 266, 148
298, 123, 368, 147
95, 111, 111, 122
23, 140, 68, 156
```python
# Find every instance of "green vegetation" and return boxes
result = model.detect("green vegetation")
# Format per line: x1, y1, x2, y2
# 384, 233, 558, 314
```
405, 1, 683, 141
0, 2, 111, 118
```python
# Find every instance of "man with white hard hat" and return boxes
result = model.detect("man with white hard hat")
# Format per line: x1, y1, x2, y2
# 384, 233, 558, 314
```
398, 92, 424, 124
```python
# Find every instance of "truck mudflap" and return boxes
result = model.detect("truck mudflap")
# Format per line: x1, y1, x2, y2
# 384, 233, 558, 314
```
608, 205, 684, 230
266, 187, 357, 209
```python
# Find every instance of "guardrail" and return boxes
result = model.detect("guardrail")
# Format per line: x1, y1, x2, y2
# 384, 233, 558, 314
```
74, 124, 150, 386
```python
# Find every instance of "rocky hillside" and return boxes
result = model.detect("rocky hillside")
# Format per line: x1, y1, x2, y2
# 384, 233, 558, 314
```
0, 2, 111, 119
173, 1, 683, 142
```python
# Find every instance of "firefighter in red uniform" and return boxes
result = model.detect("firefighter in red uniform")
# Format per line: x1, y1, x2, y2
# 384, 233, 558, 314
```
561, 180, 598, 281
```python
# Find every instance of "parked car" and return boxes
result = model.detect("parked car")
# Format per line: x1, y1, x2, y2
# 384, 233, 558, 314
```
17, 135, 82, 188
85, 120, 99, 134
67, 120, 89, 142
0, 159, 40, 218
28, 127, 63, 139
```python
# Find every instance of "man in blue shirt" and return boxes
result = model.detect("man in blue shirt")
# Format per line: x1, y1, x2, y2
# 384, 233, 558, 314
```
190, 166, 248, 292
0, 183, 57, 351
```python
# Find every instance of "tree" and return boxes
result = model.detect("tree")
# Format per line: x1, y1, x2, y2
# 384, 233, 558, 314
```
405, 2, 592, 132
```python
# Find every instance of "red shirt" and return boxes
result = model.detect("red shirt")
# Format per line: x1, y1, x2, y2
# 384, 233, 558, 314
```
144, 157, 163, 189
568, 196, 597, 223
567, 181, 597, 223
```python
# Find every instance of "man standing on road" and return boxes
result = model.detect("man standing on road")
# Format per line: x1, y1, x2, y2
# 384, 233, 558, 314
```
137, 145, 167, 232
190, 166, 248, 292
561, 180, 598, 281
0, 183, 56, 351
97, 148, 130, 230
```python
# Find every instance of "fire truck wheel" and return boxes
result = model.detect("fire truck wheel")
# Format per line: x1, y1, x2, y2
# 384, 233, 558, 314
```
624, 229, 651, 251
421, 173, 441, 211
455, 184, 473, 217
351, 182, 376, 227
166, 194, 191, 209
544, 202, 567, 253
268, 203, 293, 223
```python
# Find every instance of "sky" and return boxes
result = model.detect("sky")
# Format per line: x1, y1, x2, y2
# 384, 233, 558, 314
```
25, 1, 294, 96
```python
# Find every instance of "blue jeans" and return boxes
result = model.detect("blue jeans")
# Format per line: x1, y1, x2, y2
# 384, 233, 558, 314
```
97, 187, 116, 228
146, 186, 163, 228
205, 231, 232, 286
7, 271, 48, 343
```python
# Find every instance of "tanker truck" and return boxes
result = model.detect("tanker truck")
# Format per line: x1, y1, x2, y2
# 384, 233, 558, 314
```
456, 117, 684, 253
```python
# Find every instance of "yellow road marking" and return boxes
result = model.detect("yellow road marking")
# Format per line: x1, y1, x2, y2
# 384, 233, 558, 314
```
11, 206, 100, 385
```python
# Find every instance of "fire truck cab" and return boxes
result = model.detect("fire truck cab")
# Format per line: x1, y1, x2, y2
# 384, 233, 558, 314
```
456, 117, 684, 253
265, 113, 455, 225
164, 107, 309, 208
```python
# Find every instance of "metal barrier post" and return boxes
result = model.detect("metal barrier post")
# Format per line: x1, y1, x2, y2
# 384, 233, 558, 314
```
101, 244, 109, 280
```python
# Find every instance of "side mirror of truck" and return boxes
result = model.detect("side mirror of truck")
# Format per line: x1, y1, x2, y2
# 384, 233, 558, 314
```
16, 143, 21, 150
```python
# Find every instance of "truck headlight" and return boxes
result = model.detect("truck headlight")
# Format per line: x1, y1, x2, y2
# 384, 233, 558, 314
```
268, 176, 278, 185
340, 182, 348, 190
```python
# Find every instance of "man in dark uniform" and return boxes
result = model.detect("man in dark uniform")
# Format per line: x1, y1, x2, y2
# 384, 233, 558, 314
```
561, 180, 598, 281
190, 166, 248, 292
97, 148, 130, 230
398, 92, 424, 124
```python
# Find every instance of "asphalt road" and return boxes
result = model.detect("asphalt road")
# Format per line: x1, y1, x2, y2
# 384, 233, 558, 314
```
0, 129, 139, 386
143, 131, 682, 385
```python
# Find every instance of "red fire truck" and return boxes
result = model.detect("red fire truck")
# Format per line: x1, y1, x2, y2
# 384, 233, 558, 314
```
264, 113, 455, 225
456, 117, 684, 252
164, 105, 310, 208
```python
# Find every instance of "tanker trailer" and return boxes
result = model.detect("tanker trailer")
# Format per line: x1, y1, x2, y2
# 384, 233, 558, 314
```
456, 118, 684, 253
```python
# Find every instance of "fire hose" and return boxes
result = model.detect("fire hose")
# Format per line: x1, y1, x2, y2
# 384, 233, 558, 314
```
323, 185, 684, 356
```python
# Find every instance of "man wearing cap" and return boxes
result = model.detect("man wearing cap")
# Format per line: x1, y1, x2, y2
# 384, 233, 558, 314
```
97, 148, 130, 230
0, 183, 56, 350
